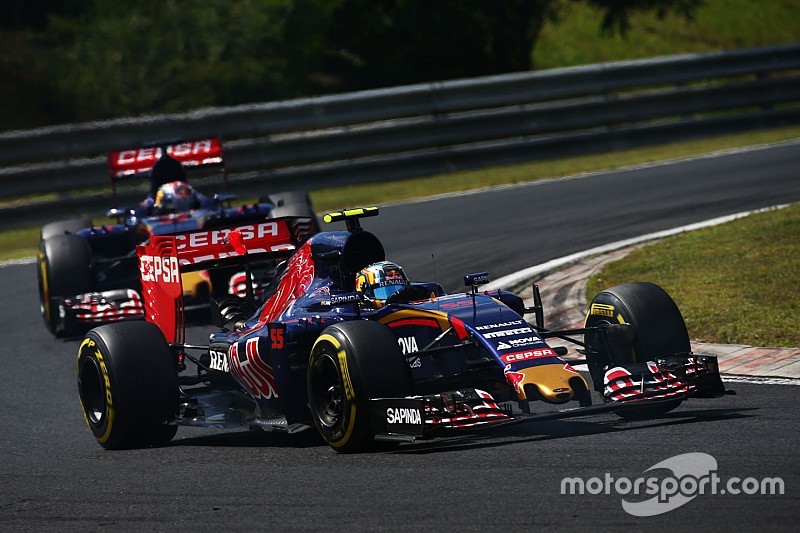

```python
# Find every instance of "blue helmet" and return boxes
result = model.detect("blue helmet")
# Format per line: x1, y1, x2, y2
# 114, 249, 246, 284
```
154, 181, 197, 212
355, 261, 410, 307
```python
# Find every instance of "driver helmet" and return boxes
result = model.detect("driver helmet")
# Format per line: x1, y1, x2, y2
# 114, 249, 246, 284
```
355, 261, 410, 308
154, 181, 197, 212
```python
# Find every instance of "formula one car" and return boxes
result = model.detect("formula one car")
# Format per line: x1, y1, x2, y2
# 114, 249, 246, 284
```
76, 207, 729, 452
38, 137, 318, 337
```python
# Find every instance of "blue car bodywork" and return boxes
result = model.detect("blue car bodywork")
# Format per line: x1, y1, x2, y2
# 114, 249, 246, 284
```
76, 208, 728, 452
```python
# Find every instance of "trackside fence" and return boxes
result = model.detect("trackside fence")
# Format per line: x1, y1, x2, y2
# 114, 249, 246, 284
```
1, 44, 799, 228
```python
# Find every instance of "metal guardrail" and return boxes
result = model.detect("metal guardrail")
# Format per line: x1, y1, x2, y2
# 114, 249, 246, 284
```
1, 44, 799, 229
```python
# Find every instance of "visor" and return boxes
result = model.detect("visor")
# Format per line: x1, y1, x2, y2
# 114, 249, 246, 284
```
372, 282, 408, 301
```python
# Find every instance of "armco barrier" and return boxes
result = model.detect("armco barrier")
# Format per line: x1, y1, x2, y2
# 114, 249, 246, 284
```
1, 44, 799, 228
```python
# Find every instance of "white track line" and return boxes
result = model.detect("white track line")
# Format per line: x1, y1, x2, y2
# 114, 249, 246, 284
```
720, 375, 800, 386
388, 138, 800, 208
0, 257, 35, 268
484, 204, 791, 291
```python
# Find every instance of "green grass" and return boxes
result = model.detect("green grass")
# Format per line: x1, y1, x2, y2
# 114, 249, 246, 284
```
0, 227, 41, 262
558, 0, 800, 346
533, 0, 800, 70
587, 204, 800, 348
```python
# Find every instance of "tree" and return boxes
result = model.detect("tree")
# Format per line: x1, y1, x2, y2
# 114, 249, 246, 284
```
322, 0, 561, 90
0, 0, 702, 129
43, 0, 340, 121
0, 0, 86, 30
586, 0, 701, 34
321, 0, 701, 90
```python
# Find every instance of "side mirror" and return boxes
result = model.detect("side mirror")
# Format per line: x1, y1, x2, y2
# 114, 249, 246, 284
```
464, 272, 490, 296
464, 272, 490, 287
213, 192, 238, 203
106, 207, 132, 220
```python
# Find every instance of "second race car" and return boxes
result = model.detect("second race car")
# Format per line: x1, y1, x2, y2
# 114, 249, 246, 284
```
38, 137, 318, 337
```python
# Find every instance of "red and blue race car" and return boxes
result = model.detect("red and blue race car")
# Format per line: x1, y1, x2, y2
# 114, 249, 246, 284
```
76, 207, 729, 452
37, 137, 317, 337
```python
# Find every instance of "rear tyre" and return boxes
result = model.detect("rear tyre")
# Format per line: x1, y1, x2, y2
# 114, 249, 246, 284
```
40, 218, 91, 240
38, 234, 93, 337
585, 282, 688, 418
308, 321, 413, 453
77, 321, 179, 449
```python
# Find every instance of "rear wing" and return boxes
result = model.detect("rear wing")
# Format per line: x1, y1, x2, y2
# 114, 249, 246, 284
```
107, 137, 225, 201
108, 137, 224, 180
137, 216, 311, 343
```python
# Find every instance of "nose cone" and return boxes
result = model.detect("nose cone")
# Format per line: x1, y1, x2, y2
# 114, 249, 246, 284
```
505, 363, 587, 404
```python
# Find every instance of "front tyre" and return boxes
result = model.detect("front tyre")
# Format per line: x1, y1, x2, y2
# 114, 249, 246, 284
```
585, 282, 689, 418
308, 321, 413, 453
77, 321, 179, 449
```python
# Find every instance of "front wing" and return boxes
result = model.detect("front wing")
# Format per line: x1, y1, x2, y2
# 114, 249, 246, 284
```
61, 289, 144, 329
369, 355, 728, 443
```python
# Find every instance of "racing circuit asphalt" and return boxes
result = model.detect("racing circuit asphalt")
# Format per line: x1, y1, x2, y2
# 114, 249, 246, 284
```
1, 141, 798, 531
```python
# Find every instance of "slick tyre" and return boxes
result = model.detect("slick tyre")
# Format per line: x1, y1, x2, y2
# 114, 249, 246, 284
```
308, 321, 413, 453
585, 282, 688, 418
40, 218, 91, 241
77, 321, 179, 449
38, 234, 92, 337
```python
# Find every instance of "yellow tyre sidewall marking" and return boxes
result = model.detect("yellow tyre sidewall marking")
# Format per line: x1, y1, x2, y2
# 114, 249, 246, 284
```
614, 312, 638, 363
78, 338, 115, 443
313, 333, 357, 448
584, 304, 636, 399
38, 251, 50, 322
